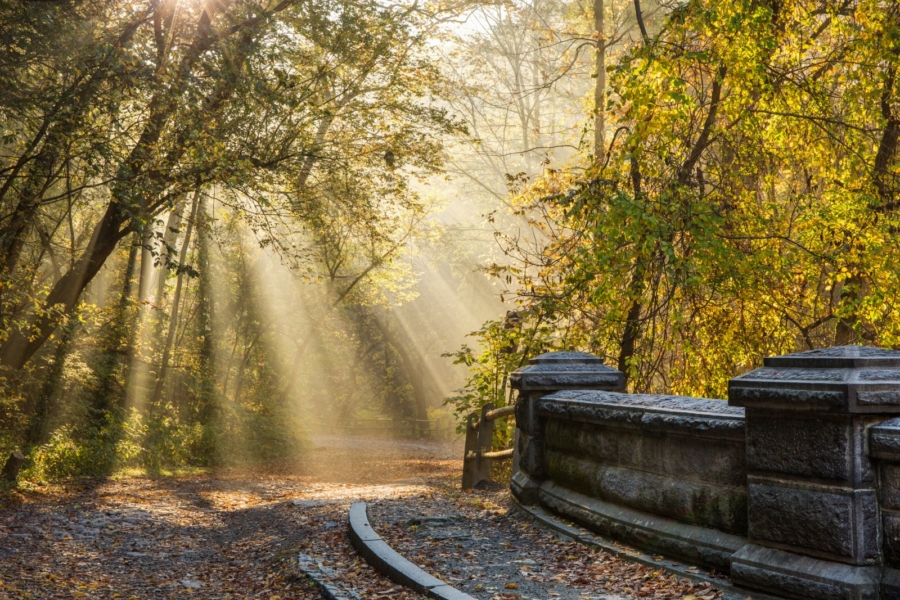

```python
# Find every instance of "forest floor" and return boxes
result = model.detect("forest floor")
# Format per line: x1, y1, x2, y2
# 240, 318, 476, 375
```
0, 436, 728, 600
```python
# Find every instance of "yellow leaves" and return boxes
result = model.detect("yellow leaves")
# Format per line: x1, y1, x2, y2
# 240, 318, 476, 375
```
505, 582, 519, 589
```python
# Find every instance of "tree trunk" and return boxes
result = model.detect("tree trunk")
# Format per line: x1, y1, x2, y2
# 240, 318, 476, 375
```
154, 198, 188, 309
90, 234, 140, 419
151, 189, 201, 407
617, 242, 648, 389
618, 156, 647, 387
594, 0, 606, 162
277, 336, 314, 404
137, 223, 156, 304
0, 202, 133, 369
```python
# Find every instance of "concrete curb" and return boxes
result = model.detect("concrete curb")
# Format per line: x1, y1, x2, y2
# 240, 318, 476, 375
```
347, 502, 476, 600
510, 498, 785, 600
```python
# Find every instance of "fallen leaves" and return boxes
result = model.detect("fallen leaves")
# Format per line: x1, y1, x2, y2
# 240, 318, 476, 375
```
0, 436, 728, 600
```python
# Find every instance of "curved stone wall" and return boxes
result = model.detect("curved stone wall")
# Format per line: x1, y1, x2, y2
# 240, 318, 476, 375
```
540, 391, 748, 535
510, 347, 900, 600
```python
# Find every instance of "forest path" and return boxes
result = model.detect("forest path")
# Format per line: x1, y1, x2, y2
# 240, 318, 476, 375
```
0, 436, 724, 599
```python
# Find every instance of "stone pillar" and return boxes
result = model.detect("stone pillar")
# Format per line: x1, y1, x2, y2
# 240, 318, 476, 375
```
509, 351, 624, 504
728, 345, 900, 600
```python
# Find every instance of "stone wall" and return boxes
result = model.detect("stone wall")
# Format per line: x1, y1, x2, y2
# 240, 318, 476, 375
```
539, 391, 748, 570
870, 418, 900, 569
510, 346, 900, 600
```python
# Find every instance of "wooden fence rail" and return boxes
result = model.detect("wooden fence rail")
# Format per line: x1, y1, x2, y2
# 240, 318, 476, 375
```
461, 403, 515, 490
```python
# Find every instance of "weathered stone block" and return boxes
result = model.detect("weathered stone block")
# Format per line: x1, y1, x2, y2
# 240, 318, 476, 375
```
746, 412, 852, 481
883, 511, 900, 567
860, 490, 880, 562
545, 451, 747, 534
537, 481, 746, 572
881, 567, 900, 599
517, 432, 546, 478
599, 464, 747, 535
544, 420, 611, 460
730, 544, 880, 600
658, 436, 746, 487
870, 417, 900, 461
545, 418, 746, 488
545, 452, 599, 497
539, 390, 745, 439
509, 351, 624, 392
510, 470, 540, 505
729, 345, 900, 413
614, 431, 664, 474
514, 391, 541, 435
853, 417, 879, 486
747, 479, 878, 562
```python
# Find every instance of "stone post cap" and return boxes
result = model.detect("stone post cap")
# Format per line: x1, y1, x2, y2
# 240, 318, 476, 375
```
510, 351, 624, 392
728, 345, 900, 412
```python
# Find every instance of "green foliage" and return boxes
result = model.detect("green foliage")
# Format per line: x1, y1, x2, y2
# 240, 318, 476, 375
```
0, 0, 463, 481
451, 0, 900, 405
139, 411, 205, 474
25, 411, 137, 481
444, 314, 554, 449
426, 407, 457, 441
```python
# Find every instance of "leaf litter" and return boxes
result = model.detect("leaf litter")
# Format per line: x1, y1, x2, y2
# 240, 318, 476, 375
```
0, 436, 727, 599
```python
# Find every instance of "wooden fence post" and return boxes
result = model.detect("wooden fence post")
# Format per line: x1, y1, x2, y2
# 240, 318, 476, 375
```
461, 412, 479, 490
474, 403, 495, 487
461, 403, 517, 490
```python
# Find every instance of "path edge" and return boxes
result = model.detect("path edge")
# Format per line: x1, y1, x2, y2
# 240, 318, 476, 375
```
347, 502, 476, 600
511, 497, 785, 600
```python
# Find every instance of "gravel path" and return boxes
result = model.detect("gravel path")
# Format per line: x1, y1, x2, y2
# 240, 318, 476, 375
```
368, 486, 725, 600
0, 436, 727, 600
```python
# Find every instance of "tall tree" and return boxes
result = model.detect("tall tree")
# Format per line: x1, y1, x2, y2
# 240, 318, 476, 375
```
457, 0, 900, 401
0, 0, 456, 371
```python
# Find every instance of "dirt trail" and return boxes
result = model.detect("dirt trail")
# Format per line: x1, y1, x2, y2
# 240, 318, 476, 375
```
0, 436, 726, 599
0, 436, 456, 599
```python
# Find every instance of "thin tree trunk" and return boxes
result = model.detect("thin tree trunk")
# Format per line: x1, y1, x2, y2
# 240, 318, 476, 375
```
277, 336, 314, 404
634, 0, 649, 44
154, 198, 188, 308
836, 59, 899, 343
618, 157, 647, 387
91, 234, 140, 419
194, 194, 218, 461
616, 268, 645, 388
594, 0, 606, 162
151, 188, 201, 407
137, 224, 156, 304
231, 332, 261, 404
